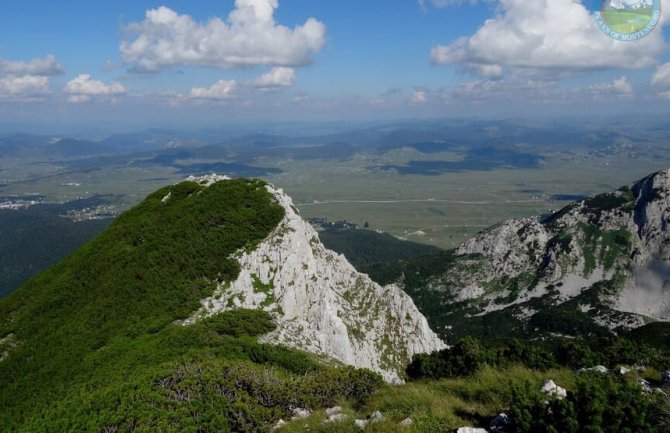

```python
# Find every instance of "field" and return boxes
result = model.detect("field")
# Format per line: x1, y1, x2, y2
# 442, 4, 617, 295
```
1, 119, 670, 250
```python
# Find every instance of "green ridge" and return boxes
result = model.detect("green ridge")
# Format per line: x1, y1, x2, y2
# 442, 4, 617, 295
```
0, 179, 382, 432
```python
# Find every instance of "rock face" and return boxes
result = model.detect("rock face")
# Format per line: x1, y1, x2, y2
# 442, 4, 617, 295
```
402, 169, 670, 340
187, 181, 445, 383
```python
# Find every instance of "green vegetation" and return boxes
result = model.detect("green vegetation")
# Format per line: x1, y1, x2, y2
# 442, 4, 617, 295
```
627, 322, 670, 352
0, 179, 385, 432
510, 372, 654, 433
0, 202, 109, 297
407, 337, 670, 380
315, 223, 441, 280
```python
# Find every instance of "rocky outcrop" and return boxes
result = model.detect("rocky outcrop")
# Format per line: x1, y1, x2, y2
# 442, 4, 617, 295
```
422, 169, 670, 335
186, 179, 445, 383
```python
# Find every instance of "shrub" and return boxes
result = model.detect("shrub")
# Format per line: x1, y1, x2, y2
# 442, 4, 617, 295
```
510, 372, 654, 433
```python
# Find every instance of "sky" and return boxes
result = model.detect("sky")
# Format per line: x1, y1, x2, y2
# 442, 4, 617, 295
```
0, 0, 669, 132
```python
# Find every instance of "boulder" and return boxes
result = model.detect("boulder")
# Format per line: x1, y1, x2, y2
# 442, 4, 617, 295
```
272, 419, 287, 431
490, 412, 511, 432
325, 413, 349, 423
399, 417, 413, 426
662, 371, 670, 386
370, 411, 384, 423
540, 380, 567, 399
580, 365, 609, 374
291, 408, 311, 420
325, 406, 342, 416
619, 366, 630, 375
354, 419, 368, 430
640, 379, 652, 393
456, 428, 488, 433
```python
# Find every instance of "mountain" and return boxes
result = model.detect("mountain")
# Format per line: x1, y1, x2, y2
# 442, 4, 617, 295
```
379, 169, 670, 341
0, 175, 442, 431
183, 176, 444, 383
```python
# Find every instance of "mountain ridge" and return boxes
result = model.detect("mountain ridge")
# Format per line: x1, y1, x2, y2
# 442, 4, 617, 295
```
184, 177, 445, 383
381, 168, 670, 341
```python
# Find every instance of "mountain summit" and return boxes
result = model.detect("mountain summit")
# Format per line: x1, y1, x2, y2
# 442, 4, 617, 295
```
0, 175, 443, 431
183, 176, 445, 382
391, 168, 670, 340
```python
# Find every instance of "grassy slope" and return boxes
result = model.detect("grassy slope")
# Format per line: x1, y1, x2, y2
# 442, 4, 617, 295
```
278, 366, 577, 432
0, 179, 382, 432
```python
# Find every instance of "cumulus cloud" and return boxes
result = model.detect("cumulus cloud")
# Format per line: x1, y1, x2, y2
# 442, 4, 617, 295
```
0, 75, 50, 100
411, 90, 428, 104
0, 55, 63, 77
0, 55, 61, 100
63, 74, 128, 103
651, 63, 670, 87
189, 79, 237, 100
431, 0, 665, 75
120, 1, 326, 72
588, 76, 633, 98
253, 67, 295, 90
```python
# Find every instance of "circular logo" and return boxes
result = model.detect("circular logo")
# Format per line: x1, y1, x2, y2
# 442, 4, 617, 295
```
594, 0, 662, 41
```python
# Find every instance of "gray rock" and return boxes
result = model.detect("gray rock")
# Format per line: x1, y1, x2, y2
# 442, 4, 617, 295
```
662, 371, 670, 385
399, 417, 413, 426
354, 419, 368, 430
456, 428, 488, 433
369, 411, 384, 422
325, 413, 349, 423
325, 406, 342, 416
490, 413, 511, 432
540, 380, 567, 399
640, 379, 652, 393
291, 408, 311, 420
272, 419, 287, 431
581, 365, 609, 374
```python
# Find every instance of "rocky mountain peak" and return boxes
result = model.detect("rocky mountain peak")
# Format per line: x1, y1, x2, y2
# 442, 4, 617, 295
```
185, 179, 445, 383
405, 168, 670, 340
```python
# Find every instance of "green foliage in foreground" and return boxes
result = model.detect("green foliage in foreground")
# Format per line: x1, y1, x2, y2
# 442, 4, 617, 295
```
0, 179, 384, 432
407, 337, 670, 381
510, 372, 657, 433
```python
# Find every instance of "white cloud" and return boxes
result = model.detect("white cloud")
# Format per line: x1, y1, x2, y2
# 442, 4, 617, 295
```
0, 54, 62, 101
0, 55, 63, 77
431, 0, 665, 75
63, 74, 127, 103
0, 75, 50, 100
253, 67, 296, 90
411, 90, 428, 103
189, 79, 237, 100
651, 63, 670, 87
120, 1, 326, 72
449, 77, 563, 102
588, 76, 633, 98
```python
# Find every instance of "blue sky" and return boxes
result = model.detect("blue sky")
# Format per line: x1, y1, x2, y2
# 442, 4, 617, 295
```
0, 0, 669, 131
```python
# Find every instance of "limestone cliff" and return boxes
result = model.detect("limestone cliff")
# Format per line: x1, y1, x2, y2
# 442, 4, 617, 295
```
396, 169, 670, 339
185, 177, 446, 383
